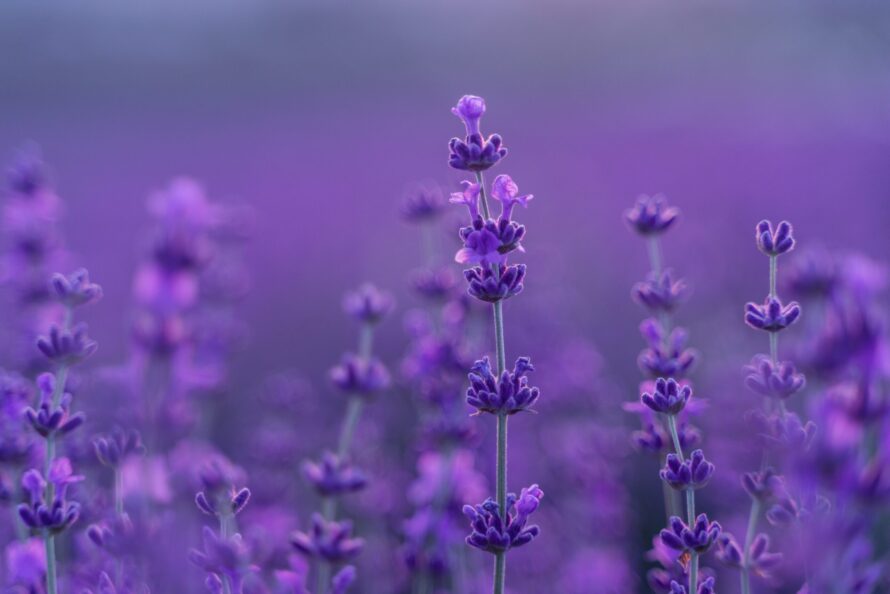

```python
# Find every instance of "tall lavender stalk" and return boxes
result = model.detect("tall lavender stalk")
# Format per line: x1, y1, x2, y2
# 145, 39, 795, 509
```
448, 95, 542, 594
293, 284, 392, 594
716, 221, 804, 593
624, 196, 719, 594
18, 269, 102, 594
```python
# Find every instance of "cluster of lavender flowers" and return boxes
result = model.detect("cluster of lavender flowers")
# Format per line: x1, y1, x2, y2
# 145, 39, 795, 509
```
625, 195, 720, 594
399, 181, 487, 593
18, 269, 102, 594
448, 95, 543, 594
291, 283, 393, 594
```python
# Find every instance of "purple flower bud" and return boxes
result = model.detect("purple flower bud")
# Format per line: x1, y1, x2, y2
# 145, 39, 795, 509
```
624, 194, 679, 236
411, 267, 457, 301
463, 264, 526, 304
302, 452, 367, 497
291, 514, 364, 563
466, 356, 540, 416
744, 296, 801, 332
452, 95, 486, 136
448, 96, 508, 171
637, 320, 697, 378
189, 526, 252, 590
329, 354, 391, 397
17, 462, 82, 534
36, 323, 98, 366
741, 468, 785, 503
659, 514, 721, 554
93, 427, 145, 468
755, 220, 795, 256
342, 284, 394, 325
641, 378, 692, 416
331, 566, 357, 594
632, 270, 688, 313
490, 174, 532, 222
668, 578, 716, 594
50, 269, 103, 308
744, 355, 806, 399
659, 449, 714, 491
463, 485, 543, 554
449, 181, 482, 221
401, 184, 447, 223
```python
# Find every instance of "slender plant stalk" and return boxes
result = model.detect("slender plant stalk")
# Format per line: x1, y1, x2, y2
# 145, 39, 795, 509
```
318, 320, 375, 594
475, 170, 509, 594
44, 305, 72, 594
667, 415, 697, 593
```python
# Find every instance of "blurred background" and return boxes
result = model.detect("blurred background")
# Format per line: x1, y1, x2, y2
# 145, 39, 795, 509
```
1, 1, 889, 593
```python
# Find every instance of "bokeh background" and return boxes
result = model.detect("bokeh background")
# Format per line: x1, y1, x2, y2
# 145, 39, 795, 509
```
1, 1, 890, 593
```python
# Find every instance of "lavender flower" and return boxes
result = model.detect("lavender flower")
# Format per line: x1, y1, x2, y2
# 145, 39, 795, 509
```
17, 460, 82, 534
641, 378, 692, 416
302, 453, 367, 497
716, 533, 783, 577
195, 486, 251, 518
659, 514, 721, 554
755, 220, 795, 256
189, 526, 254, 593
668, 577, 716, 594
743, 355, 806, 399
448, 95, 508, 171
624, 194, 679, 236
464, 263, 526, 303
638, 320, 697, 378
463, 485, 543, 554
36, 323, 98, 365
23, 372, 85, 438
329, 354, 391, 397
465, 356, 540, 415
633, 270, 688, 313
49, 268, 103, 308
342, 284, 394, 325
744, 296, 801, 332
93, 427, 145, 468
291, 514, 364, 563
660, 450, 714, 491
401, 184, 447, 223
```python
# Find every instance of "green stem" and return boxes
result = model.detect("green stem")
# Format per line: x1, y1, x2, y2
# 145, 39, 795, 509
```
315, 561, 331, 594
740, 499, 761, 594
474, 171, 492, 219
44, 534, 57, 594
218, 514, 233, 594
648, 236, 663, 277
114, 468, 124, 517
686, 489, 698, 593
666, 415, 684, 460
769, 255, 777, 298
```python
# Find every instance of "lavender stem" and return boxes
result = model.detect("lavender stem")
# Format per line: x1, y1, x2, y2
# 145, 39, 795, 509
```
667, 414, 697, 594
740, 498, 761, 594
648, 236, 663, 276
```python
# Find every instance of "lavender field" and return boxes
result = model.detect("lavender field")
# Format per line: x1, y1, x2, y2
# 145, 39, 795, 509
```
1, 1, 890, 593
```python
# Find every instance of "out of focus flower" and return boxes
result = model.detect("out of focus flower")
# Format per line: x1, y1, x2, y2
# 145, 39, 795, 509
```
195, 486, 251, 518
93, 427, 145, 468
23, 372, 84, 438
633, 270, 688, 313
401, 184, 447, 223
342, 284, 394, 325
716, 532, 783, 577
302, 452, 367, 497
329, 354, 391, 396
291, 514, 364, 563
624, 194, 679, 236
638, 320, 697, 378
744, 355, 806, 399
49, 268, 103, 308
188, 526, 254, 592
36, 323, 98, 365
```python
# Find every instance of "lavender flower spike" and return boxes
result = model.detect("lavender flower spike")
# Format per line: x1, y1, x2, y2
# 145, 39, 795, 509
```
450, 180, 482, 221
466, 356, 540, 415
464, 264, 526, 304
669, 577, 717, 594
50, 268, 103, 308
36, 323, 98, 365
641, 377, 692, 415
463, 485, 543, 554
342, 284, 394, 325
743, 355, 805, 399
625, 194, 679, 236
660, 449, 715, 491
448, 95, 508, 171
659, 514, 721, 554
491, 174, 532, 221
755, 220, 795, 256
744, 296, 801, 332
291, 514, 364, 563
